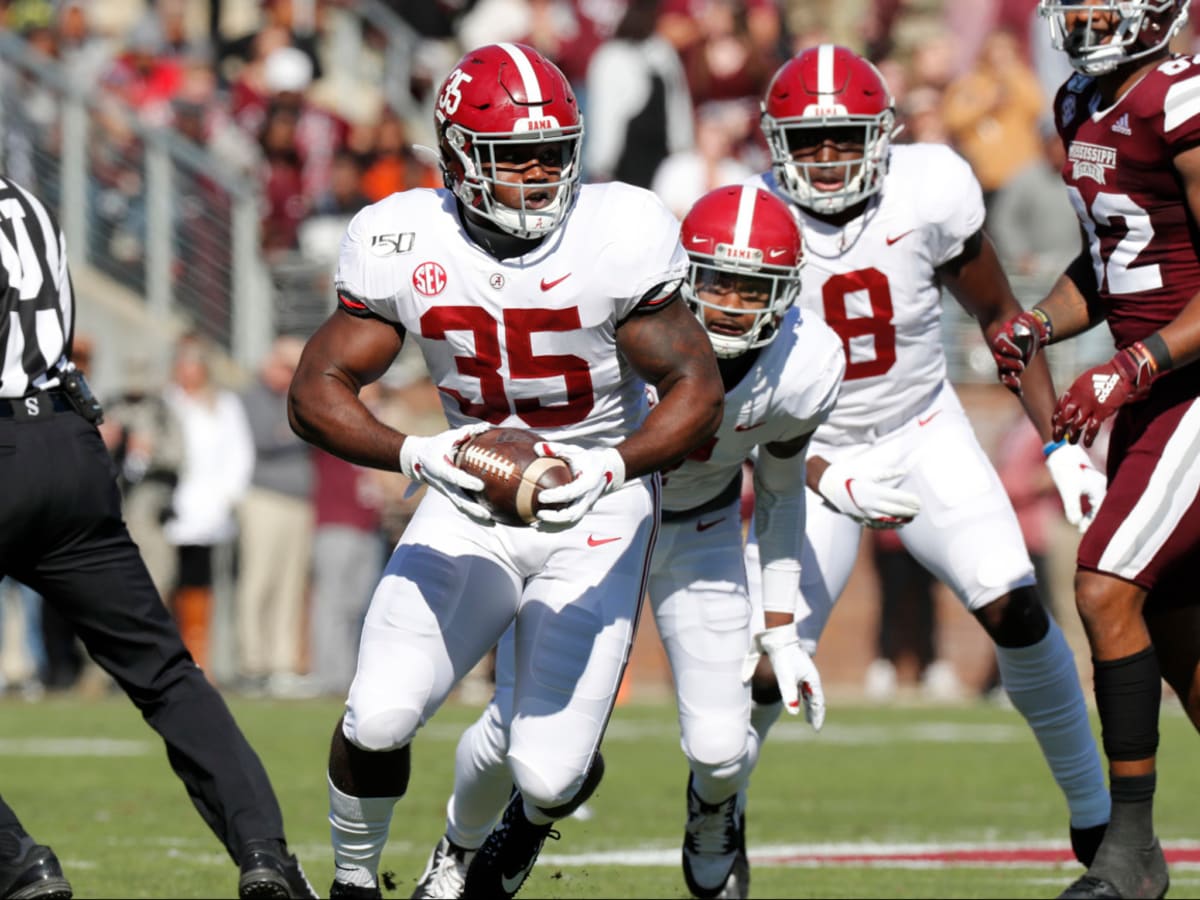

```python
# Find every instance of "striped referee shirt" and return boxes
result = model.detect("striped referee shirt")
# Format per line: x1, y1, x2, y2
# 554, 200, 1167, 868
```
0, 175, 73, 399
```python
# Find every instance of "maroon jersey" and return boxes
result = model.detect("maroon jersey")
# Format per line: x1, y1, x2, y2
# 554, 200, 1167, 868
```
1056, 59, 1200, 602
1055, 58, 1200, 350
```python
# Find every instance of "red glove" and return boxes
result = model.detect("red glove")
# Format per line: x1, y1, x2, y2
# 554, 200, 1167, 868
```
990, 309, 1052, 394
1051, 342, 1159, 447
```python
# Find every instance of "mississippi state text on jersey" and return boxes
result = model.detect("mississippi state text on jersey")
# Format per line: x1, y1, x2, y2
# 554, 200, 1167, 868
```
335, 182, 687, 447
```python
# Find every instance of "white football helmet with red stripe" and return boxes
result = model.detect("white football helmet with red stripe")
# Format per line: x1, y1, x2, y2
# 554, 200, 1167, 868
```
681, 185, 804, 358
435, 42, 584, 238
1039, 0, 1188, 76
761, 45, 896, 215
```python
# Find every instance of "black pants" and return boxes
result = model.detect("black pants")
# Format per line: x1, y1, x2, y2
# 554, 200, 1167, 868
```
0, 409, 284, 861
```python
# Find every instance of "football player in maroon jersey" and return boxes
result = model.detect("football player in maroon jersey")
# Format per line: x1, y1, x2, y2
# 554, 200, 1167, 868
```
993, 2, 1200, 897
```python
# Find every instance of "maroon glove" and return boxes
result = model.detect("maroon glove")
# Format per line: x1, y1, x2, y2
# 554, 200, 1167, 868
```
1051, 342, 1159, 447
990, 309, 1052, 394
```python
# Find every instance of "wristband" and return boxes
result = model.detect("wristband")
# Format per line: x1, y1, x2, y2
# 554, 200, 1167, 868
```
1042, 439, 1066, 458
1030, 307, 1053, 343
1140, 333, 1172, 373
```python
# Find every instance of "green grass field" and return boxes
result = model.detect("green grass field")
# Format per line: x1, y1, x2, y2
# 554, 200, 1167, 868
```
0, 693, 1196, 899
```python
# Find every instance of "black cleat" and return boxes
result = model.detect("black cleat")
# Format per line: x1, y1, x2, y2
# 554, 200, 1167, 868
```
1071, 822, 1108, 868
462, 792, 558, 899
1059, 836, 1168, 899
238, 839, 319, 899
0, 839, 71, 900
681, 775, 748, 899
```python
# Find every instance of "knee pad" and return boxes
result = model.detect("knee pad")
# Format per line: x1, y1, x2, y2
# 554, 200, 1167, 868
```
976, 586, 1050, 648
536, 752, 605, 819
509, 749, 596, 813
343, 699, 421, 753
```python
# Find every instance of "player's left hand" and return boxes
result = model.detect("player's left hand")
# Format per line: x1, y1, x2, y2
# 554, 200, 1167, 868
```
742, 624, 825, 731
1044, 442, 1107, 534
1052, 343, 1158, 447
532, 442, 626, 528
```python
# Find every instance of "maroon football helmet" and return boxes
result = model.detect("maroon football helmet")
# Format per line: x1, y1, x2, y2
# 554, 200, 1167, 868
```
761, 45, 897, 215
1039, 0, 1188, 75
435, 43, 584, 238
681, 185, 804, 358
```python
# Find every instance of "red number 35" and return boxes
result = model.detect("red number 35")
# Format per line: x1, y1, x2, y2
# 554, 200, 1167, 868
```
420, 306, 595, 426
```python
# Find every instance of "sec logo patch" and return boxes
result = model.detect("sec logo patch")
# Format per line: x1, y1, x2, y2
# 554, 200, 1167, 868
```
413, 262, 447, 296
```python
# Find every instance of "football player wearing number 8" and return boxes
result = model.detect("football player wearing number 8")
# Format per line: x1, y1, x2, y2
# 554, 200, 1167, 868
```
992, 2, 1200, 897
741, 42, 1112, 868
429, 185, 844, 900
286, 42, 724, 900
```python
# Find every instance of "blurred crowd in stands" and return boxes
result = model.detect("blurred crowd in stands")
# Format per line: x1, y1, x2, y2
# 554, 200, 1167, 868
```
0, 0, 1189, 701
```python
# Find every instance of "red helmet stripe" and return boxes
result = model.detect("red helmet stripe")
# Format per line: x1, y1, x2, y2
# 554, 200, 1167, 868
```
497, 41, 545, 117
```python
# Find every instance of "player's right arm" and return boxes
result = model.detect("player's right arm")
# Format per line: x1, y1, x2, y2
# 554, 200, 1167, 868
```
289, 307, 491, 520
288, 308, 408, 471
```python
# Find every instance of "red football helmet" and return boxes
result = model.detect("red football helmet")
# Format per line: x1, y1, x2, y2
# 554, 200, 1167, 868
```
760, 45, 897, 215
435, 43, 584, 238
681, 185, 804, 358
1039, 0, 1188, 75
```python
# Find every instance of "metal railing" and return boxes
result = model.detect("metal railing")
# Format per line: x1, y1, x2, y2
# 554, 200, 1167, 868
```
0, 31, 274, 369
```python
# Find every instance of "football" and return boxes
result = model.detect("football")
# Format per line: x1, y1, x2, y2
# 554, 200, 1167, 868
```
454, 427, 573, 526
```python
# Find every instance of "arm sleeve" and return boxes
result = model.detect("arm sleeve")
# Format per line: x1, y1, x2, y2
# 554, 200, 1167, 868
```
752, 446, 809, 615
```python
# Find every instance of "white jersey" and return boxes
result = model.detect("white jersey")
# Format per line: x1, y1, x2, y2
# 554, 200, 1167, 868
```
335, 183, 688, 447
747, 143, 984, 447
658, 306, 844, 513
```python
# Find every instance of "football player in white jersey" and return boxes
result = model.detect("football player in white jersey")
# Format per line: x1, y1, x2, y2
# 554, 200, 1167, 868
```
286, 43, 724, 900
417, 185, 846, 900
741, 44, 1113, 865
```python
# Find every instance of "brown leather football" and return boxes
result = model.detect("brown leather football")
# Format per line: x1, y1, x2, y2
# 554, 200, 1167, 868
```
454, 427, 573, 526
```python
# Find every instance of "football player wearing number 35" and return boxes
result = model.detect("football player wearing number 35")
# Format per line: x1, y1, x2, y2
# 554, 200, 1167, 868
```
741, 41, 1112, 871
993, 2, 1200, 897
286, 42, 724, 900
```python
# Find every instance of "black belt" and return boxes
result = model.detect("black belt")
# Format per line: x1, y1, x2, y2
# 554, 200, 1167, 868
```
0, 390, 76, 419
661, 471, 743, 523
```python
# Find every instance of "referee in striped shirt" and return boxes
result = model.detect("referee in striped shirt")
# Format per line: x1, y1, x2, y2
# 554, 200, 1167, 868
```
0, 177, 316, 900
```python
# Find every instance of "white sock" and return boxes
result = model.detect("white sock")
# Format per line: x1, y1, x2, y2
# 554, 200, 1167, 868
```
750, 699, 784, 747
328, 777, 400, 887
995, 621, 1111, 829
447, 707, 516, 848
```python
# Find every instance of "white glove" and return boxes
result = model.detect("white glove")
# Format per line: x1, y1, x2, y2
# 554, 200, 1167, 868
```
1045, 441, 1107, 534
398, 423, 493, 522
532, 442, 625, 528
741, 624, 825, 731
817, 460, 921, 529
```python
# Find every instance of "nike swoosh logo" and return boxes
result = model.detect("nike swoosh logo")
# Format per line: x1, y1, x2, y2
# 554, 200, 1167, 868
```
540, 273, 571, 291
886, 229, 915, 246
696, 517, 726, 532
918, 410, 941, 427
734, 422, 765, 431
587, 535, 622, 547
501, 865, 535, 895
768, 248, 788, 258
